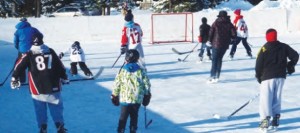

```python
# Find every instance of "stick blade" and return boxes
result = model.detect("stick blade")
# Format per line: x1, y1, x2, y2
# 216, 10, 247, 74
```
146, 119, 153, 128
213, 114, 229, 120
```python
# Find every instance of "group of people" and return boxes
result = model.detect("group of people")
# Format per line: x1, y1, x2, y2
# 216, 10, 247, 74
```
10, 8, 299, 133
11, 7, 151, 133
199, 10, 299, 132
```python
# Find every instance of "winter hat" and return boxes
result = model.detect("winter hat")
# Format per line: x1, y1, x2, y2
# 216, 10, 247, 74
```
125, 49, 139, 63
217, 10, 228, 17
266, 28, 277, 42
201, 17, 207, 24
124, 10, 133, 22
20, 17, 27, 22
234, 9, 241, 16
32, 32, 43, 46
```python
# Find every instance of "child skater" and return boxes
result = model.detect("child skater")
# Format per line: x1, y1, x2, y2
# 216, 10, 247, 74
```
198, 17, 212, 62
111, 49, 151, 133
59, 41, 93, 78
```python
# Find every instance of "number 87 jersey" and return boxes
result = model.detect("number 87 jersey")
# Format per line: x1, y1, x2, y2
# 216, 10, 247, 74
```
13, 45, 68, 95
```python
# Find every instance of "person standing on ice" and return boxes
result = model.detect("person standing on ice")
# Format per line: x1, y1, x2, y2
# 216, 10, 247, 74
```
198, 17, 212, 62
229, 9, 253, 60
111, 49, 151, 133
255, 28, 299, 131
58, 41, 93, 78
120, 9, 146, 69
10, 33, 69, 133
207, 10, 236, 84
14, 17, 43, 83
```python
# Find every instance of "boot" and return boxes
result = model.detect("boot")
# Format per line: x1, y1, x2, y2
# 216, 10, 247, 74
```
271, 114, 280, 130
129, 126, 137, 133
117, 128, 125, 133
259, 116, 270, 131
55, 122, 67, 133
39, 124, 47, 133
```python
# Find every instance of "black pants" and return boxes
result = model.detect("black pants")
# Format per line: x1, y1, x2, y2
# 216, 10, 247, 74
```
229, 37, 252, 56
118, 104, 141, 132
70, 62, 92, 76
14, 52, 26, 83
210, 48, 227, 79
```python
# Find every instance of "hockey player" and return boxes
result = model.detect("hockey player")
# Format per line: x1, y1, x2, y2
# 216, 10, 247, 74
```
255, 28, 299, 132
229, 9, 252, 60
59, 41, 93, 78
14, 17, 43, 83
10, 33, 69, 133
120, 9, 146, 69
111, 49, 151, 133
198, 17, 212, 62
207, 10, 236, 83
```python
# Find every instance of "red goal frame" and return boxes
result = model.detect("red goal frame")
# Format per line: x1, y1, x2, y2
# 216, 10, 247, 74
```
150, 12, 194, 44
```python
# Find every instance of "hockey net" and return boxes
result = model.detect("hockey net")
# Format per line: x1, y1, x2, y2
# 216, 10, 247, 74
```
150, 12, 194, 44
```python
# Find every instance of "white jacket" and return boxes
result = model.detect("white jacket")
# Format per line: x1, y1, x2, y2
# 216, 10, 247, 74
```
62, 46, 85, 62
236, 18, 248, 38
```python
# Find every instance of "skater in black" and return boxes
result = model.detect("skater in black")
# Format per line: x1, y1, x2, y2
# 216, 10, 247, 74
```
11, 33, 68, 133
198, 17, 212, 62
59, 41, 93, 78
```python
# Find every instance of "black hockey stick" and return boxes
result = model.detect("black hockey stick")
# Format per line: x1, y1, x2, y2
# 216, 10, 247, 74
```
144, 106, 153, 129
111, 54, 122, 68
213, 93, 259, 120
0, 67, 14, 86
178, 43, 199, 62
171, 48, 198, 55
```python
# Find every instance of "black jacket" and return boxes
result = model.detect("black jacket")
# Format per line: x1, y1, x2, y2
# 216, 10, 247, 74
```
199, 24, 210, 43
255, 41, 299, 82
13, 44, 67, 95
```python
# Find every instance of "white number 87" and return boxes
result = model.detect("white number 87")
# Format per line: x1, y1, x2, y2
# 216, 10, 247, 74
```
35, 55, 52, 71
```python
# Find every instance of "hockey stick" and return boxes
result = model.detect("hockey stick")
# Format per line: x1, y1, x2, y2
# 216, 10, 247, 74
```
111, 54, 122, 68
178, 43, 199, 62
213, 93, 259, 120
0, 67, 14, 86
172, 48, 199, 55
144, 106, 153, 129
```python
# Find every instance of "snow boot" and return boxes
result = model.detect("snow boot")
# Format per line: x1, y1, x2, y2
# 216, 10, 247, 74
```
55, 122, 67, 133
271, 114, 280, 130
39, 124, 47, 133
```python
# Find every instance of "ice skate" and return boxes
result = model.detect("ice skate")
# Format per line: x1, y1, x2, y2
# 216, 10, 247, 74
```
259, 116, 270, 133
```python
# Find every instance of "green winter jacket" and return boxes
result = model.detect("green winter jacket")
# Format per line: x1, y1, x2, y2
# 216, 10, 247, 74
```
112, 63, 151, 105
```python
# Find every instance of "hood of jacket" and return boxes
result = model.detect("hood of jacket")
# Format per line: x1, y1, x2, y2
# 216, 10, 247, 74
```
123, 63, 140, 73
30, 44, 50, 55
15, 21, 31, 29
124, 21, 134, 28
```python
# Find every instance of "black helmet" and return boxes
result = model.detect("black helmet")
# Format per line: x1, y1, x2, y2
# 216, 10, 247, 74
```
125, 49, 139, 63
32, 33, 43, 46
72, 41, 81, 48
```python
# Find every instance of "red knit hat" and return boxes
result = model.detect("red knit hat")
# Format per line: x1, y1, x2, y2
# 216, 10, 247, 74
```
234, 9, 241, 15
266, 28, 277, 42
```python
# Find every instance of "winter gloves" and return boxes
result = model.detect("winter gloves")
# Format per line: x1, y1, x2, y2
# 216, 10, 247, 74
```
198, 36, 202, 43
142, 93, 151, 106
120, 45, 128, 55
58, 52, 64, 59
287, 61, 295, 75
111, 94, 120, 106
10, 77, 21, 89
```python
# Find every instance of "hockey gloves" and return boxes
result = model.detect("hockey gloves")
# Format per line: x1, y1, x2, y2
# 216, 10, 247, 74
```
120, 46, 128, 55
142, 93, 151, 106
58, 52, 64, 59
111, 95, 120, 106
61, 78, 70, 85
287, 61, 295, 75
198, 36, 202, 43
11, 77, 21, 89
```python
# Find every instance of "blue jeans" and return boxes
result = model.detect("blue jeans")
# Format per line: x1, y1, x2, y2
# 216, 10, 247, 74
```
198, 42, 211, 57
32, 92, 64, 128
210, 48, 227, 78
229, 37, 252, 56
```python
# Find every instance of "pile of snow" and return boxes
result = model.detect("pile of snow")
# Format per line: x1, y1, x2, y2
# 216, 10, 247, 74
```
251, 0, 300, 11
214, 0, 254, 11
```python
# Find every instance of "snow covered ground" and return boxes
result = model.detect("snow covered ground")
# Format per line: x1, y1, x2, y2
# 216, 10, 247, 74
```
1, 0, 300, 133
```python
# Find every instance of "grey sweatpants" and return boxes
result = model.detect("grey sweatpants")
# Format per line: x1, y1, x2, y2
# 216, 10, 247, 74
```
259, 78, 285, 120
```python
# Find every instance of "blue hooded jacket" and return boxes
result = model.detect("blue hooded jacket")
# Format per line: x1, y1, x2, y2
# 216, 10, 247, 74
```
14, 21, 43, 53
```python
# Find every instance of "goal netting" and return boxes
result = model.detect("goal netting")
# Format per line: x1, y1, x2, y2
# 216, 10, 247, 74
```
150, 13, 194, 44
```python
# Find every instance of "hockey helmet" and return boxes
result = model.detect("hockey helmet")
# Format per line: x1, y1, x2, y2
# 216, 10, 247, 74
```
32, 33, 43, 46
125, 49, 139, 63
72, 41, 80, 48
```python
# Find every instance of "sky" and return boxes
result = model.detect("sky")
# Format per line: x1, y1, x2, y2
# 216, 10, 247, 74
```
0, 0, 300, 133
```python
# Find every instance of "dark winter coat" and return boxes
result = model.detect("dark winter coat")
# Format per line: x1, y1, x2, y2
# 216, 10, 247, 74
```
14, 21, 43, 53
199, 23, 210, 43
255, 41, 299, 82
209, 16, 236, 49
13, 45, 68, 95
